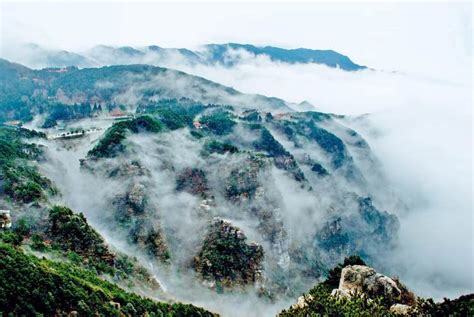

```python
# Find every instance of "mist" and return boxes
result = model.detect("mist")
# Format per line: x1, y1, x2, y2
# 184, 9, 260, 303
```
163, 54, 472, 299
16, 39, 472, 304
6, 35, 470, 307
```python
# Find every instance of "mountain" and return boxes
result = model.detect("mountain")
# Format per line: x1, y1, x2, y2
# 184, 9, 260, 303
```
4, 43, 367, 71
0, 58, 294, 124
203, 43, 366, 70
0, 59, 469, 316
0, 58, 396, 314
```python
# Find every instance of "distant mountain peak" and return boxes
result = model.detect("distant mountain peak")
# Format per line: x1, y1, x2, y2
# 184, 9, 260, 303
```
6, 42, 368, 71
203, 43, 366, 70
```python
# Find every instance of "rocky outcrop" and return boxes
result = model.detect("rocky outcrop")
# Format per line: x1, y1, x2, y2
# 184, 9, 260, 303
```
224, 157, 263, 204
333, 265, 401, 301
194, 218, 264, 290
113, 182, 169, 262
113, 182, 147, 223
291, 294, 314, 310
176, 168, 209, 196
317, 196, 399, 267
108, 160, 150, 178
331, 265, 416, 308
390, 303, 412, 315
358, 197, 399, 244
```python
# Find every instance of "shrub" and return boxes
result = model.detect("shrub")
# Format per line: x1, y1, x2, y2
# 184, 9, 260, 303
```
203, 140, 239, 155
200, 111, 236, 135
87, 116, 163, 158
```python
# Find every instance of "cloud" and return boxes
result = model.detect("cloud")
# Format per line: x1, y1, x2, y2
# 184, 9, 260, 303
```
30, 44, 472, 303
167, 54, 472, 299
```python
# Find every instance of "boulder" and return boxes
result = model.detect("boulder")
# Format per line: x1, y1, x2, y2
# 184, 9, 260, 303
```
390, 303, 412, 315
332, 265, 405, 306
291, 294, 314, 310
330, 288, 351, 299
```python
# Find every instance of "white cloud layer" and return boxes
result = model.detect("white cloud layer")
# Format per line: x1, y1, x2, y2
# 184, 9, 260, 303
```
170, 54, 473, 299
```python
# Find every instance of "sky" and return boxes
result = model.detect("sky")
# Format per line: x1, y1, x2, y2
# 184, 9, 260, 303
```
0, 1, 472, 81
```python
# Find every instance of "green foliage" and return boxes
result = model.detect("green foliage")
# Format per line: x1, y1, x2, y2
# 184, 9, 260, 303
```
304, 111, 331, 122
414, 295, 474, 317
203, 140, 239, 155
0, 126, 54, 203
0, 126, 45, 162
252, 128, 306, 181
87, 116, 163, 158
195, 220, 263, 285
41, 116, 58, 128
200, 111, 236, 135
154, 108, 193, 130
190, 130, 204, 139
48, 205, 114, 264
0, 218, 31, 246
31, 234, 49, 251
66, 251, 83, 264
241, 110, 262, 122
304, 122, 347, 169
0, 230, 23, 246
280, 256, 474, 317
279, 283, 395, 317
40, 102, 101, 128
0, 126, 46, 141
253, 128, 288, 157
0, 242, 215, 316
278, 119, 348, 169
311, 162, 329, 176
2, 161, 56, 203
137, 98, 206, 130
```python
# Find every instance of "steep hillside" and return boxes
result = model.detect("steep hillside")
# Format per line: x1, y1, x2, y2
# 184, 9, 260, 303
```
0, 241, 215, 316
37, 96, 399, 301
0, 60, 468, 316
0, 125, 216, 315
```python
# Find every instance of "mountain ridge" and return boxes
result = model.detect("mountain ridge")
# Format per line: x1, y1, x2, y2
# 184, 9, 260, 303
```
3, 43, 367, 71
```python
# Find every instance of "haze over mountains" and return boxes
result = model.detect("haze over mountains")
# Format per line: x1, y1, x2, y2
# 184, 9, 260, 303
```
0, 37, 471, 316
5, 43, 367, 71
0, 55, 401, 315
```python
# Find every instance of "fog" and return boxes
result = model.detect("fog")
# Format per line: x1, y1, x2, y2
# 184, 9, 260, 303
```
18, 41, 472, 304
162, 54, 472, 300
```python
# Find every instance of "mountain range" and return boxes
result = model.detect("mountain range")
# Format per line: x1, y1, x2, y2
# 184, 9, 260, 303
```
10, 43, 367, 71
0, 57, 471, 316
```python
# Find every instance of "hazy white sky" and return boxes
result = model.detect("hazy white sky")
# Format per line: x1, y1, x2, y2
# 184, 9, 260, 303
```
0, 1, 471, 80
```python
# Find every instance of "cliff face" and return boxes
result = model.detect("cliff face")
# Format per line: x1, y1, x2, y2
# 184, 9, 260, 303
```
194, 218, 264, 290
112, 182, 170, 262
32, 97, 401, 298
